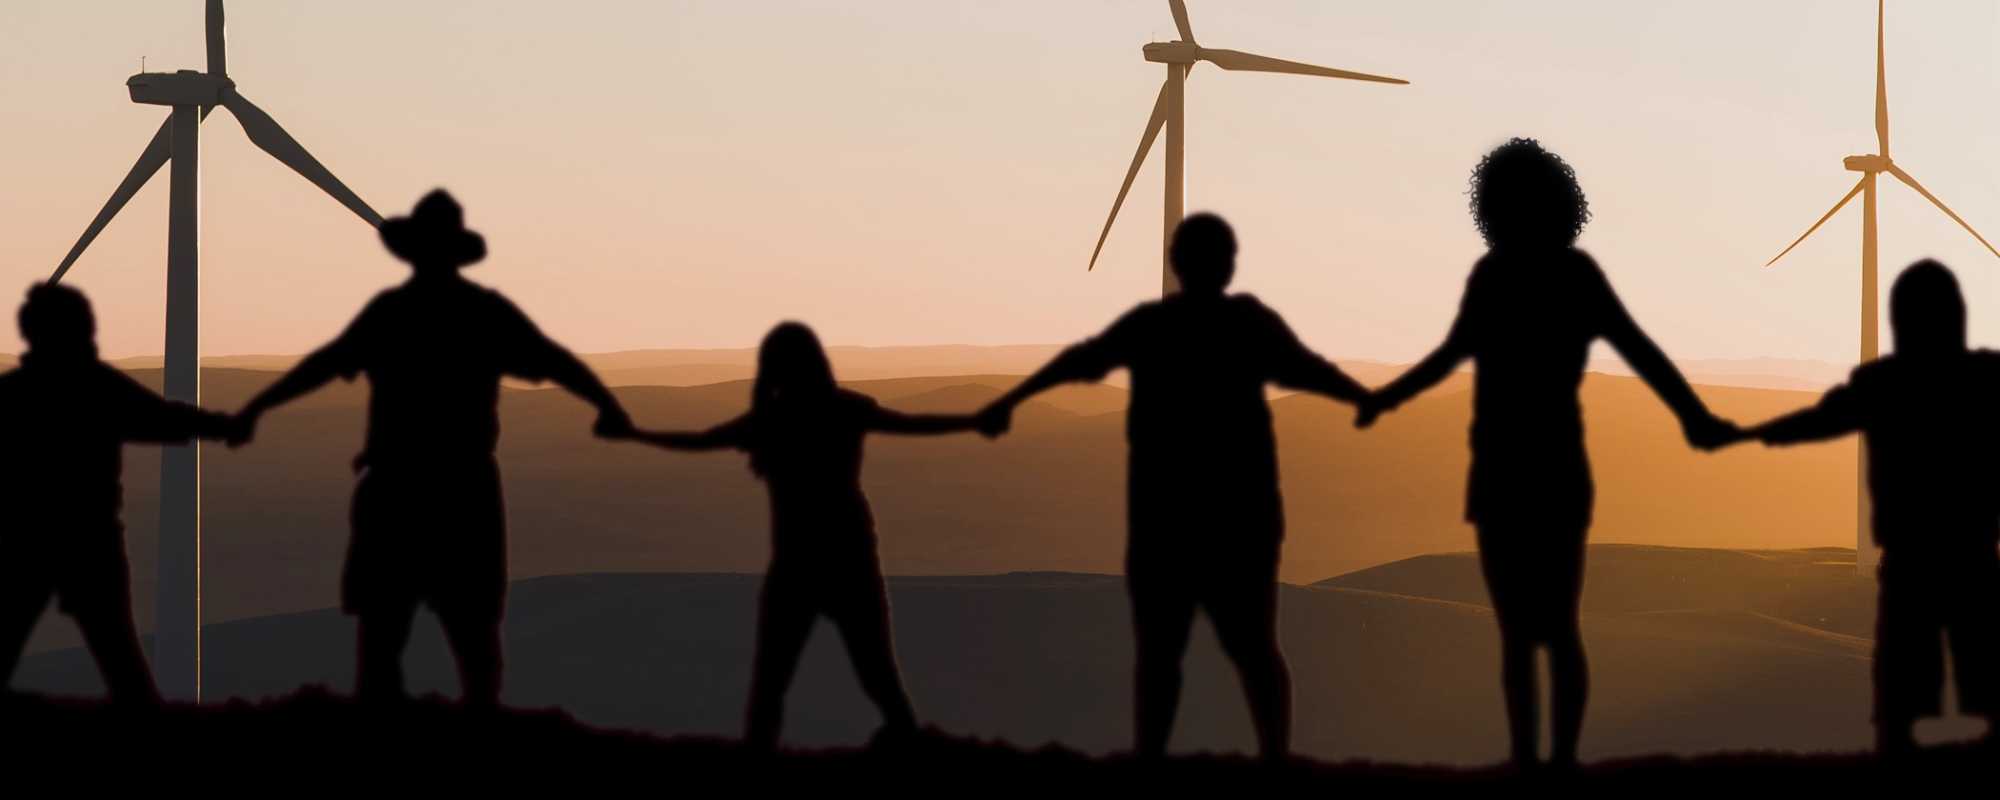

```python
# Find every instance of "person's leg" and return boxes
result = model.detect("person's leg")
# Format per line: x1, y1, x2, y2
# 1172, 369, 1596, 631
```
744, 568, 818, 750
1478, 524, 1540, 767
1205, 548, 1290, 762
1944, 558, 2000, 746
827, 562, 918, 735
73, 607, 161, 706
438, 611, 504, 708
1872, 563, 1937, 756
0, 576, 52, 693
1128, 562, 1197, 760
355, 604, 419, 703
1546, 530, 1590, 768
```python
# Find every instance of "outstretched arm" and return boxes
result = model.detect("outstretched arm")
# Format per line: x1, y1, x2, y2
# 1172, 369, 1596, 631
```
113, 371, 237, 444
868, 407, 984, 436
1595, 277, 1736, 448
1753, 384, 1861, 446
981, 312, 1138, 434
1261, 304, 1368, 405
633, 416, 751, 452
235, 341, 354, 442
1365, 323, 1470, 428
500, 298, 632, 437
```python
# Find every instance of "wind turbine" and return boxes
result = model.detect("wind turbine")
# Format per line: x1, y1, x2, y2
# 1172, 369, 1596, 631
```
1085, 0, 1406, 295
49, 0, 382, 700
1763, 0, 1998, 572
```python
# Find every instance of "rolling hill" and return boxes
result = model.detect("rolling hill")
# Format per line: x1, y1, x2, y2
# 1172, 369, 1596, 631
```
23, 545, 1976, 765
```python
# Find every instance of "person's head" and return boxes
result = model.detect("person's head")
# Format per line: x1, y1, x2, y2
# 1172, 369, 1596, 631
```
18, 283, 96, 361
380, 189, 486, 274
753, 321, 837, 411
1469, 138, 1590, 249
1169, 213, 1237, 296
1889, 259, 1966, 356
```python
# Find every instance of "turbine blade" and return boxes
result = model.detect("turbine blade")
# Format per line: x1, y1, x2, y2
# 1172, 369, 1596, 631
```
1088, 79, 1171, 271
49, 117, 175, 283
1197, 49, 1408, 84
222, 88, 382, 227
1168, 0, 1194, 42
1874, 0, 1888, 156
1886, 164, 2000, 260
207, 0, 226, 76
1766, 177, 1866, 267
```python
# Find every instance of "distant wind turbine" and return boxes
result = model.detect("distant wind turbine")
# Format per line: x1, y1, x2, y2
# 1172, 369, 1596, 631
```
1763, 0, 1999, 571
49, 0, 383, 701
1086, 0, 1407, 295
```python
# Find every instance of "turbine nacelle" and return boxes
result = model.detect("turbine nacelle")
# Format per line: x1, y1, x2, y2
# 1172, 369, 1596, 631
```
127, 70, 231, 107
1143, 41, 1202, 64
1843, 154, 1892, 173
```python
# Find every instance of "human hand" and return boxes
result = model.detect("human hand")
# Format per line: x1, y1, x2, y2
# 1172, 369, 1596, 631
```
1354, 394, 1384, 430
594, 407, 636, 440
976, 402, 1013, 439
226, 410, 260, 449
1687, 414, 1745, 451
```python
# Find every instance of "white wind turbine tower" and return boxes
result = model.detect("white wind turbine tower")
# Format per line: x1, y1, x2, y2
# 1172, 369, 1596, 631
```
1086, 0, 1407, 294
49, 0, 383, 700
1763, 0, 1999, 572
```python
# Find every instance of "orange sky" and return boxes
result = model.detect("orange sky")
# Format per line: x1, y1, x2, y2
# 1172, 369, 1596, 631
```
3, 1, 1999, 364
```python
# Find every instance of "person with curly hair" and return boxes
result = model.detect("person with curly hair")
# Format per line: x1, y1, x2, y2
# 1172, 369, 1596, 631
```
1358, 139, 1737, 769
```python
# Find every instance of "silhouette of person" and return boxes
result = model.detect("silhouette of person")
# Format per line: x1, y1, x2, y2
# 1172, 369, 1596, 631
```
623, 322, 983, 750
0, 284, 237, 705
1358, 139, 1736, 768
977, 213, 1369, 761
1735, 260, 2000, 755
229, 190, 633, 707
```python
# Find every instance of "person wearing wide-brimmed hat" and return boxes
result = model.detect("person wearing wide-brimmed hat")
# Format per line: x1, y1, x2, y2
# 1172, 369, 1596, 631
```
231, 189, 633, 706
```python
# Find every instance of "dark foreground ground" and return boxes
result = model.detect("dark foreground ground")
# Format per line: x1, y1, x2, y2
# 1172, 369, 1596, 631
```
2, 690, 1993, 790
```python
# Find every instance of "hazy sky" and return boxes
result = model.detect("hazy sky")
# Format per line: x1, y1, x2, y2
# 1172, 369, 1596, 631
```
3, 1, 1999, 363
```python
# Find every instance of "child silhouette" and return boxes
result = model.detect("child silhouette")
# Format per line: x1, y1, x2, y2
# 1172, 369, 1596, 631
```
0, 284, 237, 704
628, 322, 986, 749
1740, 260, 2000, 755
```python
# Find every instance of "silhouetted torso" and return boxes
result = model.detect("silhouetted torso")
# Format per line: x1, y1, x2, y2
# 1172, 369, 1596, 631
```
1818, 351, 2000, 554
1449, 247, 1626, 525
321, 275, 567, 468
725, 389, 881, 557
1066, 293, 1318, 548
0, 355, 223, 532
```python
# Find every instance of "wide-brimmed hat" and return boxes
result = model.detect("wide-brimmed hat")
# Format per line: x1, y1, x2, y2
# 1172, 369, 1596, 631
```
380, 189, 486, 268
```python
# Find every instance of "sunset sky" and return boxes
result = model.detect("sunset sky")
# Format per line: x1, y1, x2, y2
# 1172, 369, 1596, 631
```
2, 0, 1998, 364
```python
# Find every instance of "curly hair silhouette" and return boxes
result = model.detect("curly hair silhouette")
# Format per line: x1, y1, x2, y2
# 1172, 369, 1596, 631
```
1468, 138, 1591, 249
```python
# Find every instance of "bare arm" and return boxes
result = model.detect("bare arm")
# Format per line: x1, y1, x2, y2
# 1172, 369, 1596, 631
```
113, 371, 236, 443
239, 342, 352, 422
502, 300, 630, 435
632, 415, 751, 452
1753, 384, 1861, 446
989, 312, 1135, 417
868, 407, 984, 435
1267, 326, 1368, 405
1592, 270, 1734, 447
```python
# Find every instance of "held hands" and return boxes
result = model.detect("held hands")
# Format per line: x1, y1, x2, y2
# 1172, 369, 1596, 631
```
1354, 391, 1385, 430
1685, 412, 1747, 452
225, 410, 261, 449
975, 401, 1014, 439
594, 406, 637, 440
